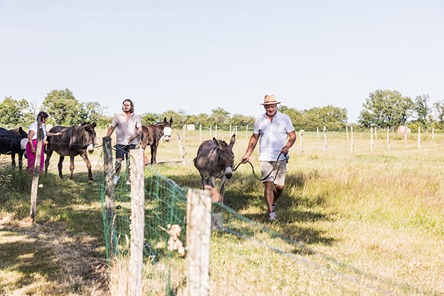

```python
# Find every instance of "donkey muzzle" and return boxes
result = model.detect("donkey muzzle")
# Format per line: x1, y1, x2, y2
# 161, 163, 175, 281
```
87, 144, 94, 153
225, 167, 233, 179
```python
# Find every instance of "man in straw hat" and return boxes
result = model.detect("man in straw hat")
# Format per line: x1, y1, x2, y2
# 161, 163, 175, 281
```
241, 95, 296, 221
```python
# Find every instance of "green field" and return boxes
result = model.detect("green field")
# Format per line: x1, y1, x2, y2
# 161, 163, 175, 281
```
1, 130, 443, 295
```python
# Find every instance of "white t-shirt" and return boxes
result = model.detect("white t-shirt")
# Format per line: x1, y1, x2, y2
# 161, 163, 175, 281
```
28, 122, 47, 140
253, 111, 294, 161
110, 113, 142, 145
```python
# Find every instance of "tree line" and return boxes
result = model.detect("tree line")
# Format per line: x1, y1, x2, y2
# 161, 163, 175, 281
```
1, 88, 444, 132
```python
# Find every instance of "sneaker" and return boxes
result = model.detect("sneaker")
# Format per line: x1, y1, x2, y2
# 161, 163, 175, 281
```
126, 180, 131, 185
268, 211, 277, 221
272, 203, 276, 211
113, 175, 120, 185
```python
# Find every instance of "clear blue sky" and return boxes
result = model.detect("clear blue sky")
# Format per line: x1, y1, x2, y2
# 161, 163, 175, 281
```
1, 0, 443, 123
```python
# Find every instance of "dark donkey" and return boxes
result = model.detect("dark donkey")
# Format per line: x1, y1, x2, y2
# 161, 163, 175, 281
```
44, 122, 97, 181
194, 134, 236, 203
140, 117, 173, 165
0, 127, 28, 170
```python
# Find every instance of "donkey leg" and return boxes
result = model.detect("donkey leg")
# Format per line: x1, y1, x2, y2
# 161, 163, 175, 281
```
10, 153, 16, 169
150, 145, 156, 164
69, 155, 75, 180
81, 153, 93, 181
57, 155, 65, 179
201, 176, 207, 189
153, 145, 158, 164
18, 151, 24, 170
219, 176, 227, 204
45, 149, 54, 175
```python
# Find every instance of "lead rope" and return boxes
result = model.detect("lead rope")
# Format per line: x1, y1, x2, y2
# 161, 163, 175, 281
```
233, 152, 287, 182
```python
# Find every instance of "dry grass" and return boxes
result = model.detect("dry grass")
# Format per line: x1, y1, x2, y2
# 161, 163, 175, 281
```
138, 130, 444, 295
1, 129, 443, 295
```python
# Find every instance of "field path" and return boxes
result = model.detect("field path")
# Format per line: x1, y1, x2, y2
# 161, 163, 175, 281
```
0, 215, 108, 295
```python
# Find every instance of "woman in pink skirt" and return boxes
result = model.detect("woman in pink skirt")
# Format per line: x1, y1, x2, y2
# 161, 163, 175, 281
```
26, 111, 62, 174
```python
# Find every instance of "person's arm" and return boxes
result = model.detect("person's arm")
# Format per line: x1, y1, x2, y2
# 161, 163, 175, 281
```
241, 133, 259, 163
281, 131, 296, 155
204, 185, 221, 203
47, 131, 62, 136
106, 126, 115, 137
28, 130, 35, 153
128, 123, 143, 142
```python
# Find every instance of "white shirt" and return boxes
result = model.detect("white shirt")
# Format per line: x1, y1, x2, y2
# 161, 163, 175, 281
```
28, 122, 47, 141
110, 113, 142, 145
253, 111, 294, 161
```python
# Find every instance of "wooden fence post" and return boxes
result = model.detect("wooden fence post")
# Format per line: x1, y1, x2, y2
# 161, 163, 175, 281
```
404, 129, 408, 147
370, 127, 374, 152
350, 126, 354, 153
323, 126, 327, 151
418, 126, 421, 150
186, 188, 212, 296
386, 127, 390, 151
103, 136, 116, 257
199, 125, 202, 143
299, 130, 303, 153
183, 125, 187, 154
177, 132, 186, 165
30, 115, 43, 224
128, 148, 145, 296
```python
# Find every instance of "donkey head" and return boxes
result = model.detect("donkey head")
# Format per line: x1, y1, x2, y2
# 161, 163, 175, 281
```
80, 122, 97, 153
212, 134, 236, 179
162, 117, 173, 142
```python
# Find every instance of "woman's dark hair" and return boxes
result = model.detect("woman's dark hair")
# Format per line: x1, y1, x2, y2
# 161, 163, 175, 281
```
37, 111, 49, 120
122, 99, 134, 113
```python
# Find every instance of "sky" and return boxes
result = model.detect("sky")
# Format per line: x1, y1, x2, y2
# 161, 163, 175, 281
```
1, 0, 443, 123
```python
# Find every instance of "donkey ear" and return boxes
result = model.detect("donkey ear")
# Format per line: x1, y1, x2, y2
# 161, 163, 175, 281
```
169, 118, 173, 125
163, 117, 167, 124
212, 137, 219, 146
92, 122, 97, 128
229, 134, 236, 146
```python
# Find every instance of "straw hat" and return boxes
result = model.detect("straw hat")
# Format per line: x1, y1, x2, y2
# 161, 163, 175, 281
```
261, 94, 281, 105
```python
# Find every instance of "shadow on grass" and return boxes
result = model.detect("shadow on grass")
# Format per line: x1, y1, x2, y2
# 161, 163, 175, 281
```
0, 223, 105, 295
160, 167, 336, 248
0, 165, 107, 294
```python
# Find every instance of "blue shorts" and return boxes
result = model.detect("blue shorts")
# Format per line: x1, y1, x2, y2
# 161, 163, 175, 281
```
115, 144, 136, 160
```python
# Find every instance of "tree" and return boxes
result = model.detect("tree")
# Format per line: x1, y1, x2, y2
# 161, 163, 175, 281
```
228, 113, 255, 128
433, 100, 444, 123
80, 101, 106, 123
209, 107, 230, 128
42, 89, 83, 125
161, 109, 187, 129
0, 97, 32, 126
188, 113, 210, 127
96, 114, 113, 129
305, 105, 347, 131
280, 105, 303, 130
358, 89, 414, 128
413, 95, 431, 127
141, 112, 161, 125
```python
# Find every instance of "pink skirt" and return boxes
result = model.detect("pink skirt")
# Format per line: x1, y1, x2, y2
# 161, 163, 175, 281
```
26, 140, 45, 174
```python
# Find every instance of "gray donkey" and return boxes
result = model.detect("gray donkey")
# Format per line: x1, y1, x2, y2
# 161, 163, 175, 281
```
194, 134, 236, 204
